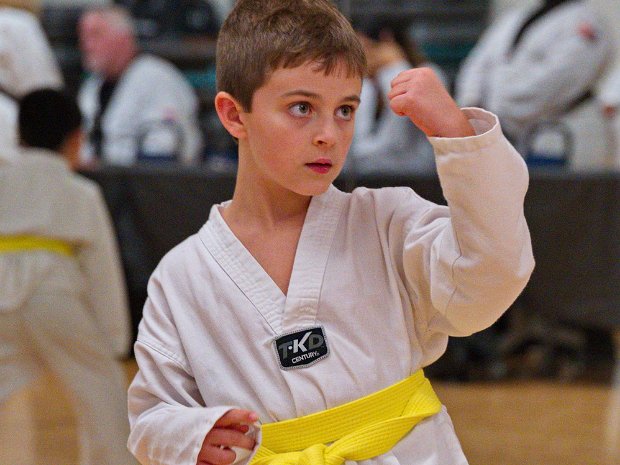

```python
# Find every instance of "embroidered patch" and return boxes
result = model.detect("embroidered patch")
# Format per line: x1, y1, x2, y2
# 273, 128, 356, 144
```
273, 326, 329, 370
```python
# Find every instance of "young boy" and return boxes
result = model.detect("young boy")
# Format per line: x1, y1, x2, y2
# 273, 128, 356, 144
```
0, 89, 135, 464
127, 1, 535, 465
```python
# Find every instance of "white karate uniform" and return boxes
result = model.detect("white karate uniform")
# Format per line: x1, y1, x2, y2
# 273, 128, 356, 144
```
0, 7, 63, 165
0, 149, 135, 465
348, 60, 448, 175
0, 93, 17, 163
455, 1, 613, 168
78, 54, 203, 166
0, 7, 64, 97
128, 108, 535, 465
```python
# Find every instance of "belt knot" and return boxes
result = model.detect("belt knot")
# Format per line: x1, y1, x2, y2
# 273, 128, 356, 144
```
249, 371, 442, 465
254, 443, 346, 465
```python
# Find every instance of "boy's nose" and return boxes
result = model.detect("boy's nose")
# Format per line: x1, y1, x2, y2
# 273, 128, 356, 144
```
312, 119, 338, 148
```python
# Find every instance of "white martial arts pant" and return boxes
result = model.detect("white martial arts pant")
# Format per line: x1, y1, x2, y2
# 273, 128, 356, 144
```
0, 291, 135, 465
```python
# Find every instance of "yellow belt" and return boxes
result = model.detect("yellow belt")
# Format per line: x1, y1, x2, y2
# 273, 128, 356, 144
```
251, 370, 442, 465
0, 235, 74, 256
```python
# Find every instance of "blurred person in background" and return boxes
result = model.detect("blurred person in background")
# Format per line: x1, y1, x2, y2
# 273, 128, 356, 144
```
455, 0, 613, 168
346, 18, 448, 175
78, 5, 203, 166
0, 88, 135, 465
0, 0, 63, 97
0, 0, 64, 162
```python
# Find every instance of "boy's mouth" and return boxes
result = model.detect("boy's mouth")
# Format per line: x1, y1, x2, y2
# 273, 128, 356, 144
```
306, 158, 333, 174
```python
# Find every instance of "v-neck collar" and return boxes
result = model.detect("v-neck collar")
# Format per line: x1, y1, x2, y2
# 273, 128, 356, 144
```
199, 184, 346, 335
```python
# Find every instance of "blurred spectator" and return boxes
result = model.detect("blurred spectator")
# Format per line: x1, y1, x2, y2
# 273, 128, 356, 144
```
0, 0, 63, 97
455, 0, 613, 168
0, 88, 135, 465
0, 0, 64, 161
347, 18, 447, 175
77, 5, 203, 166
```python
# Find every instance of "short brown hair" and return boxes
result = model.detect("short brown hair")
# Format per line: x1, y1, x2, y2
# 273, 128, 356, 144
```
216, 0, 366, 111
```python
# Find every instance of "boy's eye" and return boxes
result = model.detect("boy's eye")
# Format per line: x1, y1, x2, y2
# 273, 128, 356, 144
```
289, 102, 312, 117
336, 105, 355, 121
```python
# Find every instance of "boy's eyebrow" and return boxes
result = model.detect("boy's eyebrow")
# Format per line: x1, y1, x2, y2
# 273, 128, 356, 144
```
281, 90, 361, 103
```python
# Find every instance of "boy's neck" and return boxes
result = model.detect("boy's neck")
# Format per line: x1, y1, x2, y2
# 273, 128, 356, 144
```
221, 174, 311, 297
223, 178, 311, 231
221, 144, 314, 229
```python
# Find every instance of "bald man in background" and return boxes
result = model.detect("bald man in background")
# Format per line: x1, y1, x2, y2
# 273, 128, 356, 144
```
77, 6, 203, 166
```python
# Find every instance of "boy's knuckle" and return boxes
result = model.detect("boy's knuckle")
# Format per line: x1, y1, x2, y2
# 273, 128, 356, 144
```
243, 436, 256, 449
210, 446, 236, 465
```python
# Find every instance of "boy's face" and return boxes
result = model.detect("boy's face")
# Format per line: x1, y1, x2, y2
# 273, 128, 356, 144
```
238, 61, 362, 197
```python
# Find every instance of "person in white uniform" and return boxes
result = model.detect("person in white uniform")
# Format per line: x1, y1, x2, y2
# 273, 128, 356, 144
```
0, 0, 63, 97
0, 93, 18, 162
347, 18, 448, 175
77, 5, 203, 166
455, 0, 613, 168
0, 89, 136, 465
0, 0, 64, 161
127, 1, 535, 465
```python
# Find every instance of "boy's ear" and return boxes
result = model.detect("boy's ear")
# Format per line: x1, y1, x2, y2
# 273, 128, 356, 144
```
61, 128, 83, 171
214, 91, 247, 139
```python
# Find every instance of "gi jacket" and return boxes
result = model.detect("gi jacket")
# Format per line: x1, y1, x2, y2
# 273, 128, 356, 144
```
128, 109, 535, 465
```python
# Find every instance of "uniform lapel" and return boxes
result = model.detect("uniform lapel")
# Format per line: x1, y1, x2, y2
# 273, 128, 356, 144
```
200, 185, 347, 335
200, 202, 286, 333
280, 185, 347, 332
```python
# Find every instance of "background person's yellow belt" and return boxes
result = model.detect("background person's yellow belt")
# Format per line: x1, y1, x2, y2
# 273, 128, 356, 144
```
251, 370, 441, 465
0, 235, 74, 256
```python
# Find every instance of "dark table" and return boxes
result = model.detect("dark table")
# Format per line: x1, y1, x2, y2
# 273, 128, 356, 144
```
83, 166, 620, 339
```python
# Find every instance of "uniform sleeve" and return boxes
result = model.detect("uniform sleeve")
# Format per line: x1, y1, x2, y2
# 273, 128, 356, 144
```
0, 11, 63, 97
77, 78, 101, 165
128, 269, 240, 465
0, 95, 17, 162
490, 10, 612, 126
399, 108, 534, 337
78, 186, 131, 358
